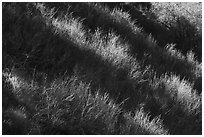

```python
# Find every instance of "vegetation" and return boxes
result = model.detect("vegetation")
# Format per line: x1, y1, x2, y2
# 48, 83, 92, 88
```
46, 2, 201, 89
150, 2, 202, 62
2, 2, 202, 135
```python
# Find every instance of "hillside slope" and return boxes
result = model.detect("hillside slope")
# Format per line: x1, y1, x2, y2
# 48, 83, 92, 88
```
2, 2, 202, 135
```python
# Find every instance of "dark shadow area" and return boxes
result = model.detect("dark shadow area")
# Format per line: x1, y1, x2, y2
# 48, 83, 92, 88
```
2, 75, 37, 135
169, 16, 202, 62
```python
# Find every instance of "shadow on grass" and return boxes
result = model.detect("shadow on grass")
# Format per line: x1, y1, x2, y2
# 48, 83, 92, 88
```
103, 2, 202, 62
44, 2, 201, 90
2, 3, 201, 135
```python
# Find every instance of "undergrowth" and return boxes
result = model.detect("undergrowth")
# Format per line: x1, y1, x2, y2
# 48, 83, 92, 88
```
46, 2, 201, 91
2, 70, 168, 135
2, 2, 202, 135
150, 2, 202, 62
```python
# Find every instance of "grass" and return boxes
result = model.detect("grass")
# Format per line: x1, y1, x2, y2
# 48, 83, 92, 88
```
2, 2, 202, 135
47, 2, 201, 90
2, 70, 168, 135
36, 3, 203, 134
150, 2, 202, 62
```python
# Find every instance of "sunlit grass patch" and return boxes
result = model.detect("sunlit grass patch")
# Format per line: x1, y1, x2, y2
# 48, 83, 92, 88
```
121, 108, 168, 135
